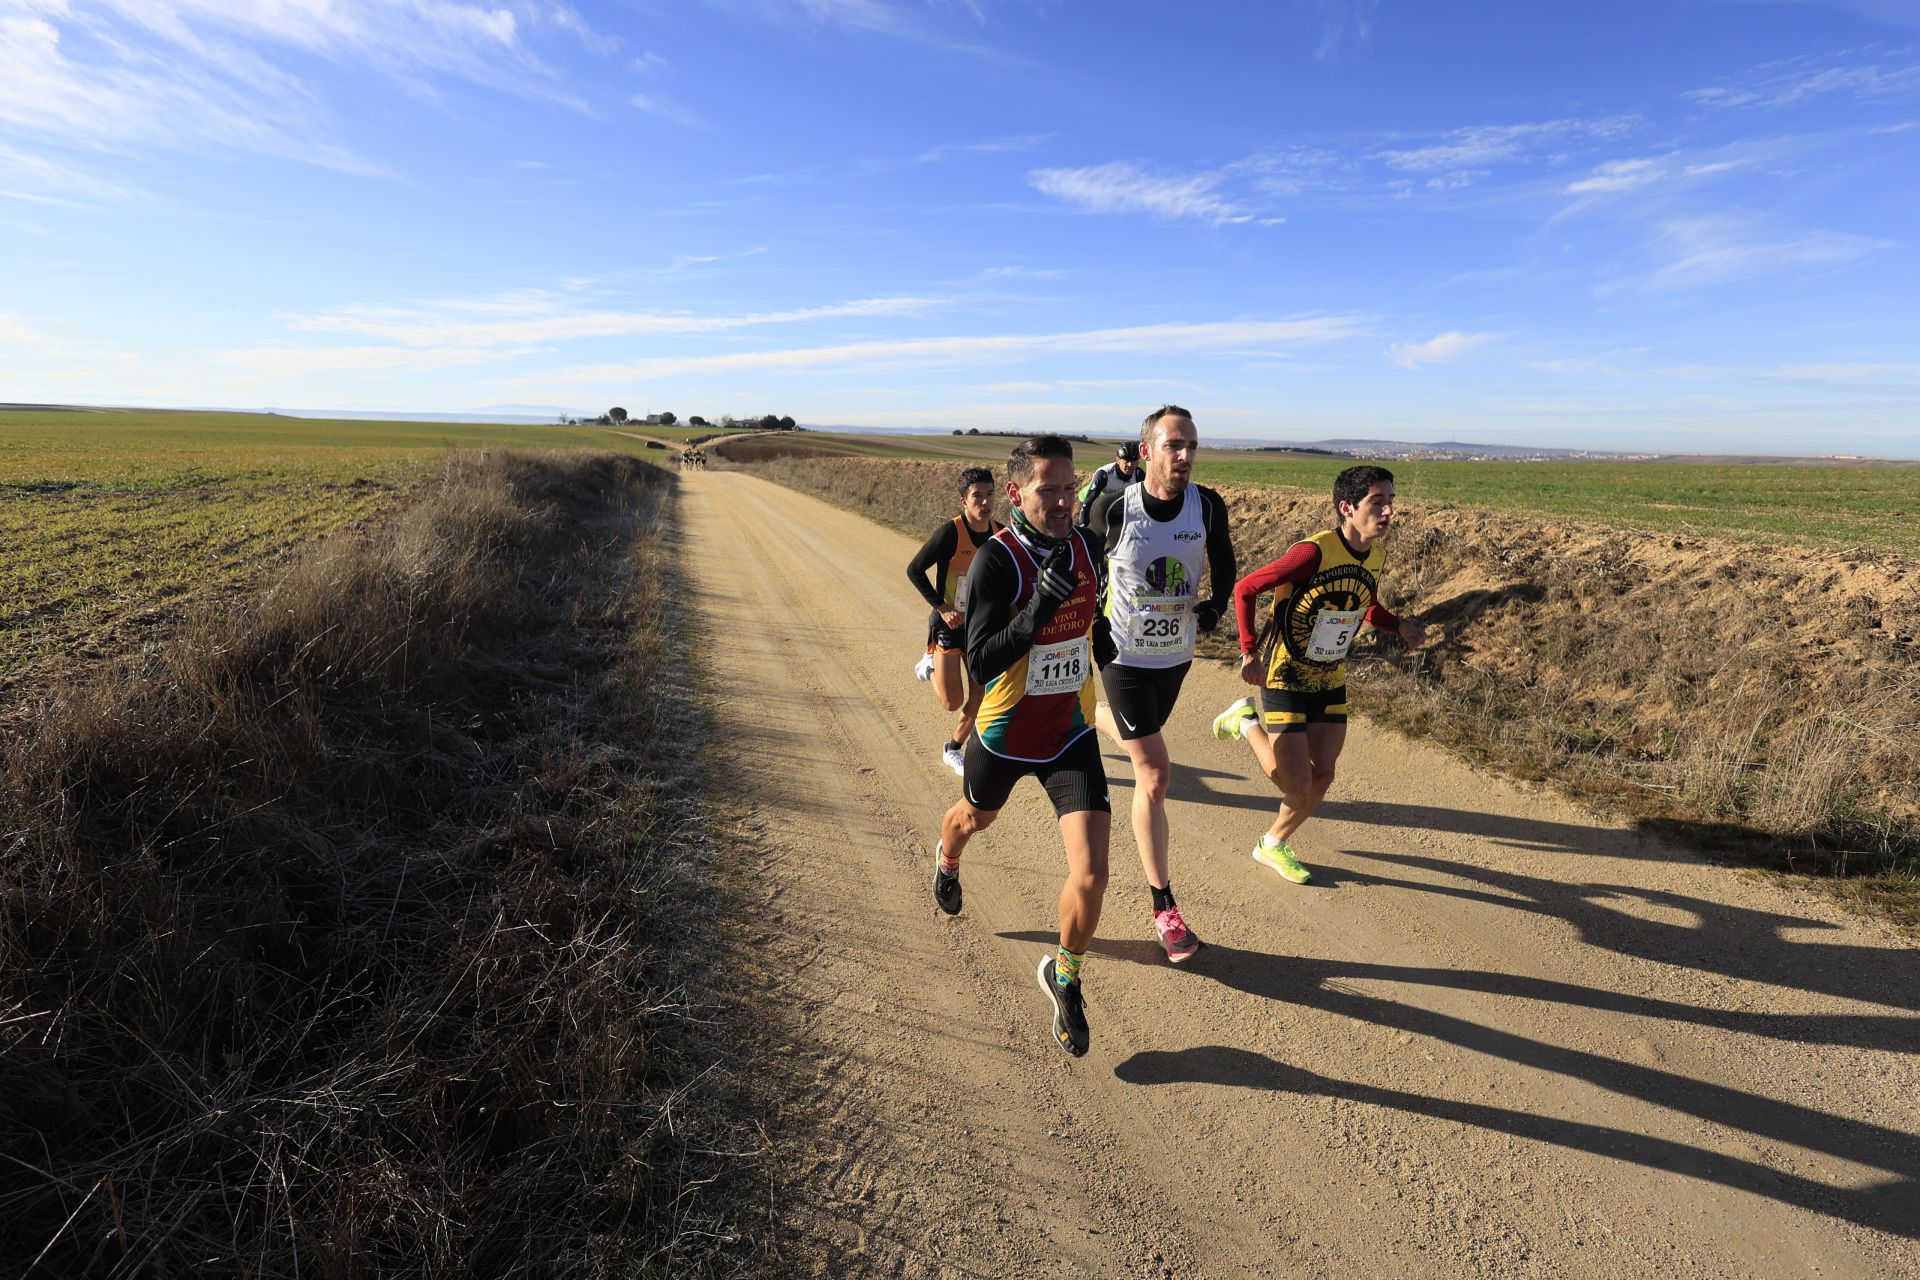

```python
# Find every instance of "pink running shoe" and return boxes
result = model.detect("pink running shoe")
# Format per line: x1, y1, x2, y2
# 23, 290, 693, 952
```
1152, 906, 1202, 963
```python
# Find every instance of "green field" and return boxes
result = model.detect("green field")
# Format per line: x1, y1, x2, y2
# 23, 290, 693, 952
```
0, 409, 669, 685
754, 432, 1920, 558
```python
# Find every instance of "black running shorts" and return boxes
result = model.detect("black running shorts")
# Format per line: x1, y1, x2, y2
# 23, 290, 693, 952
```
928, 609, 965, 652
1098, 660, 1191, 741
1259, 685, 1348, 734
962, 729, 1110, 817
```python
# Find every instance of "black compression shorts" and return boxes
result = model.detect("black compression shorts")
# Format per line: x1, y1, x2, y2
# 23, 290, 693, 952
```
1259, 685, 1348, 734
927, 610, 964, 652
1098, 660, 1191, 741
962, 729, 1110, 817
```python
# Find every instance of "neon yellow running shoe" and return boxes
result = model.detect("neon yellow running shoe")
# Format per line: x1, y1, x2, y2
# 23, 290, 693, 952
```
1252, 836, 1312, 884
1212, 696, 1256, 741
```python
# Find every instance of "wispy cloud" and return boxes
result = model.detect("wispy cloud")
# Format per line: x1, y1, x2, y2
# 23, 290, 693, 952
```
1765, 361, 1920, 385
1388, 330, 1501, 369
1612, 213, 1891, 291
915, 132, 1052, 164
1377, 116, 1637, 174
0, 0, 600, 199
1028, 162, 1252, 224
1685, 50, 1920, 109
514, 316, 1364, 384
1311, 0, 1382, 60
631, 93, 703, 129
285, 291, 951, 347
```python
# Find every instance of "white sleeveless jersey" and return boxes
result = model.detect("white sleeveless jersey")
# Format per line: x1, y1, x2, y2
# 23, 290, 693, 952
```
1104, 483, 1207, 669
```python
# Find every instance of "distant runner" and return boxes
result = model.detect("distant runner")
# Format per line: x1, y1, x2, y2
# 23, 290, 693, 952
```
1212, 465, 1426, 884
1076, 440, 1142, 526
906, 467, 1002, 775
1086, 405, 1235, 963
932, 435, 1116, 1058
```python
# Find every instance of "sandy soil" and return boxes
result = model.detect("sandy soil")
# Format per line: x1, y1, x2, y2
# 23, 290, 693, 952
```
680, 471, 1919, 1280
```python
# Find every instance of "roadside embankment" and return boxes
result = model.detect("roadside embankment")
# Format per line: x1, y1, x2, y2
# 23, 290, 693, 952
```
0, 452, 767, 1276
727, 453, 1919, 927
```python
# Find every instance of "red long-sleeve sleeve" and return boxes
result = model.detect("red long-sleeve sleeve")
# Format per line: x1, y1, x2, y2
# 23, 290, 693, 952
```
1363, 601, 1401, 632
1233, 543, 1320, 653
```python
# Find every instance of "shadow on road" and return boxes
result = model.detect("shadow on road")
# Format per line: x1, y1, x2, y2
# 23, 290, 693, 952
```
997, 929, 1920, 1239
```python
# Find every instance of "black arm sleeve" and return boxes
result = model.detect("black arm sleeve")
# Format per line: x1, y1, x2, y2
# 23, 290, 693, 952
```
905, 520, 959, 610
1198, 487, 1237, 619
1086, 489, 1122, 559
964, 540, 1054, 686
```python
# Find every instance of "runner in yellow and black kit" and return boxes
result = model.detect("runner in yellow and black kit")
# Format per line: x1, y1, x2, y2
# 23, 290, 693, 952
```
1211, 465, 1428, 884
906, 467, 1001, 776
930, 435, 1117, 1058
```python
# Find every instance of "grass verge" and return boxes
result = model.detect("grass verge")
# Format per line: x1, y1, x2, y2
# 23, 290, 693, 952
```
1, 451, 766, 1276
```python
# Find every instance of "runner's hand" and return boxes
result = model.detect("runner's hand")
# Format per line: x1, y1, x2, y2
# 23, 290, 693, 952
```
938, 606, 963, 630
1239, 652, 1264, 686
1195, 602, 1221, 634
1036, 543, 1076, 605
1398, 619, 1428, 649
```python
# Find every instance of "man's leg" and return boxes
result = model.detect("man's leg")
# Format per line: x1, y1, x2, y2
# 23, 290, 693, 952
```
939, 796, 997, 868
954, 668, 985, 745
1270, 721, 1345, 843
1243, 716, 1324, 884
1056, 808, 1111, 953
931, 648, 967, 713
1094, 704, 1173, 887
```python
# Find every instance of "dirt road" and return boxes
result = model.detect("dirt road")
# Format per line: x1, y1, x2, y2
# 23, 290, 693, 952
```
680, 471, 1919, 1279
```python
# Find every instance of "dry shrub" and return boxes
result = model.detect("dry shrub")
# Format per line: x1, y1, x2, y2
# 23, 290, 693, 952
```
743, 457, 1919, 900
0, 451, 764, 1277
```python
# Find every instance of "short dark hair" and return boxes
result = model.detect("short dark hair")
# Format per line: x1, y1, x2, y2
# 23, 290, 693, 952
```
1008, 434, 1074, 484
1139, 404, 1193, 447
957, 466, 993, 493
1334, 464, 1394, 519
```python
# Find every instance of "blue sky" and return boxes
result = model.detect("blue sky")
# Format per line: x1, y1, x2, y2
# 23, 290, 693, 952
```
2, 1, 1917, 456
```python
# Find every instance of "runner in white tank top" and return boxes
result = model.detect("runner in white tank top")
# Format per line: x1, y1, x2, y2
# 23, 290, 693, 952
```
1085, 406, 1237, 964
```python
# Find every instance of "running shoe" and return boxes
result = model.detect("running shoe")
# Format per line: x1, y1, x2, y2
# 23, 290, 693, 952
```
941, 740, 965, 777
1212, 695, 1256, 741
1035, 955, 1089, 1057
933, 841, 962, 915
913, 653, 935, 682
1252, 836, 1312, 884
1152, 906, 1202, 963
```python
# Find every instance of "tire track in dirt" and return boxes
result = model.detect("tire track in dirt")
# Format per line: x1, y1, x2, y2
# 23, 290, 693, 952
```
683, 470, 1919, 1280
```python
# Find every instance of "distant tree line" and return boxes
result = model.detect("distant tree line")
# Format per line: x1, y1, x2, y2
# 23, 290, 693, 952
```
553, 409, 796, 431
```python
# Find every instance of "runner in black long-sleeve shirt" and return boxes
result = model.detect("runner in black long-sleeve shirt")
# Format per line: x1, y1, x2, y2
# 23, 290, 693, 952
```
905, 467, 1001, 776
931, 435, 1118, 1058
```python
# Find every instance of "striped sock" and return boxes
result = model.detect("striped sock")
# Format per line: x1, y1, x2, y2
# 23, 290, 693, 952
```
1055, 946, 1083, 988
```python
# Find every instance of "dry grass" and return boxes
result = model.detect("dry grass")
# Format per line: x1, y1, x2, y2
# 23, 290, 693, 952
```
739, 456, 1920, 929
0, 451, 767, 1277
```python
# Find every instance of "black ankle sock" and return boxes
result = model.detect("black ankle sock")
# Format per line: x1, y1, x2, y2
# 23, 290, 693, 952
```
1151, 883, 1175, 912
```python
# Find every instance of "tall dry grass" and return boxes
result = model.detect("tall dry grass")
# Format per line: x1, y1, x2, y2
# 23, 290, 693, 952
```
0, 452, 766, 1276
737, 456, 1919, 919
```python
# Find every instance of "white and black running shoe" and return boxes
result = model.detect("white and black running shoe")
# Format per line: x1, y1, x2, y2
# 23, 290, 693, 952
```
933, 842, 962, 915
1036, 954, 1089, 1057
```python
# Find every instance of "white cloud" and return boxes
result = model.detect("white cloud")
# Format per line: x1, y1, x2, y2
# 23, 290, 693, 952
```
1624, 214, 1891, 291
1028, 162, 1252, 224
214, 343, 526, 376
1388, 330, 1501, 369
0, 0, 593, 196
1684, 51, 1920, 109
287, 292, 951, 347
514, 316, 1364, 384
916, 132, 1051, 164
630, 93, 702, 128
1565, 156, 1668, 195
1377, 117, 1634, 173
1765, 362, 1920, 385
1312, 0, 1381, 60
